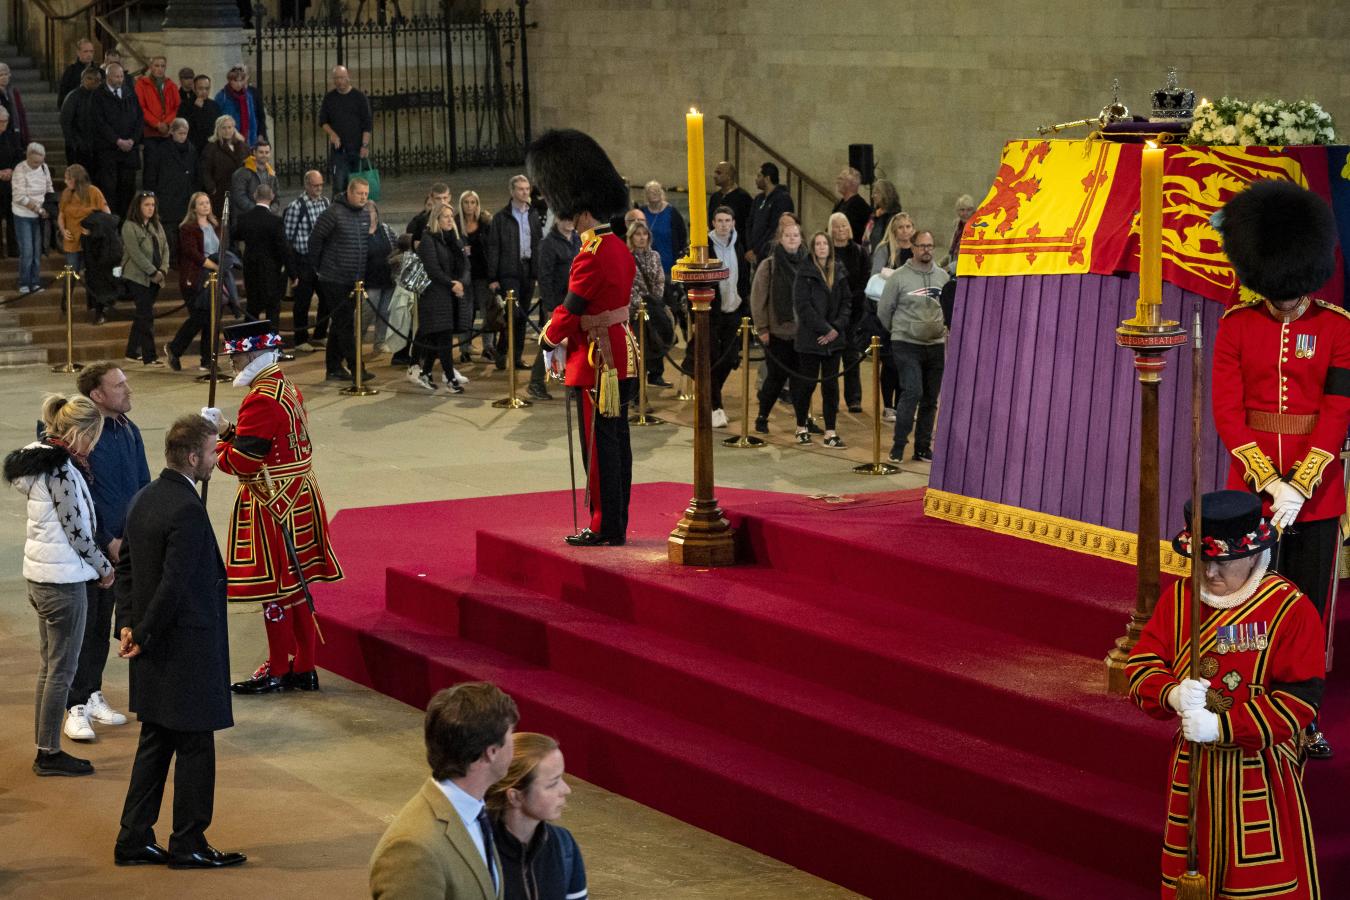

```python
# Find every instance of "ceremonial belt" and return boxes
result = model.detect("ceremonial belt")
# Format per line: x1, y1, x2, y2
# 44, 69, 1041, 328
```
1246, 410, 1317, 435
579, 306, 629, 370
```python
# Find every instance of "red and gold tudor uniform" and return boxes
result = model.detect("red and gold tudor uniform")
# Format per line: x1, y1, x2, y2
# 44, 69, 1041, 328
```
1213, 295, 1350, 624
539, 223, 638, 543
217, 360, 343, 683
1128, 570, 1325, 899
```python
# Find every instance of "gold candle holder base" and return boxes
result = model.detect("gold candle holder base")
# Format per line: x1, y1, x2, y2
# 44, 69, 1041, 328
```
853, 461, 900, 476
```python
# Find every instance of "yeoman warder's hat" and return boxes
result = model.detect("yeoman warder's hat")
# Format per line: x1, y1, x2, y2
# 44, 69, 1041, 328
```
525, 129, 629, 222
1214, 179, 1337, 301
1172, 490, 1276, 562
221, 319, 283, 355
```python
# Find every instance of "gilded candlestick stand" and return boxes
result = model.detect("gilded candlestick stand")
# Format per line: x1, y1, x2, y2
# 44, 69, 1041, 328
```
668, 245, 735, 566
52, 266, 83, 373
723, 317, 765, 448
854, 336, 898, 475
1104, 301, 1186, 695
629, 300, 665, 426
341, 281, 378, 396
492, 289, 532, 409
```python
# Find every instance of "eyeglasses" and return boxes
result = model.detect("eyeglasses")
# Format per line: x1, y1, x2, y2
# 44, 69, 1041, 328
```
912, 243, 935, 249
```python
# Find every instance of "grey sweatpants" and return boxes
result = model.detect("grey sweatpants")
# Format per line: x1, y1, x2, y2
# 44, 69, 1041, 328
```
27, 580, 89, 751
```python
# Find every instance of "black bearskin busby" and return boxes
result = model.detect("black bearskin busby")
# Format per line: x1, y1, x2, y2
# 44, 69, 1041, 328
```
525, 129, 629, 222
1215, 179, 1337, 301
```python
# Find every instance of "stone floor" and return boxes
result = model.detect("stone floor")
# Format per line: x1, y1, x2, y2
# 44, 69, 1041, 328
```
0, 333, 927, 896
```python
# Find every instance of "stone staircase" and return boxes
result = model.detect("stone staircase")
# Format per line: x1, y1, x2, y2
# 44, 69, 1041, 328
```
2, 42, 65, 176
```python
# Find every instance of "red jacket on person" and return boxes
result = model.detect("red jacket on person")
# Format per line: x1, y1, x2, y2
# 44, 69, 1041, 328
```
134, 75, 180, 140
540, 225, 636, 388
178, 222, 207, 296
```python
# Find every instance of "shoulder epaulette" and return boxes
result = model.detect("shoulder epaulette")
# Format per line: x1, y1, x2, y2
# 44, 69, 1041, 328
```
1221, 297, 1262, 319
1313, 298, 1350, 321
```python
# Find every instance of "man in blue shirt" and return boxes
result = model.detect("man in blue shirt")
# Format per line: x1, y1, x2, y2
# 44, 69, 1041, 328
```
65, 362, 151, 741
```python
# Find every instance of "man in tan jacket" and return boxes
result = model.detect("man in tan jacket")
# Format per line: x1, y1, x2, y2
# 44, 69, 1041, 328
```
370, 683, 519, 900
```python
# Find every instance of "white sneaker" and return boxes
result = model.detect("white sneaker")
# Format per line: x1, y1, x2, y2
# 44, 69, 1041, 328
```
405, 365, 430, 388
711, 408, 728, 428
451, 368, 470, 387
64, 706, 96, 741
882, 408, 896, 423
85, 690, 128, 726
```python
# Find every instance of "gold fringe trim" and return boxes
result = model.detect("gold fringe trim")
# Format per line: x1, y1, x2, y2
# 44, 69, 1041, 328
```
923, 488, 1189, 576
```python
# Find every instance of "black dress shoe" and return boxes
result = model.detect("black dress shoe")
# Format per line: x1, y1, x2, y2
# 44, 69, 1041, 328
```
526, 382, 553, 401
325, 369, 353, 382
169, 846, 247, 869
847, 404, 863, 414
754, 417, 769, 434
278, 352, 296, 362
230, 673, 285, 695
115, 843, 170, 866
564, 529, 624, 547
282, 669, 320, 691
1306, 731, 1334, 760
647, 376, 673, 388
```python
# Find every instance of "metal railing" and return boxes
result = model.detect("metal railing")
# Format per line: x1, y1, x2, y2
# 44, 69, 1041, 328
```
719, 114, 834, 213
13, 0, 153, 82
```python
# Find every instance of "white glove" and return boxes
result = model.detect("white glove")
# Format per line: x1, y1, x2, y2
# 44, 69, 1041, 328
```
1267, 479, 1305, 530
1181, 707, 1220, 743
200, 407, 225, 429
542, 347, 565, 380
1167, 678, 1210, 714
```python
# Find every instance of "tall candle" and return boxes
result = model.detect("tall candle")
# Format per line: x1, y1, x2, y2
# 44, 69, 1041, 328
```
686, 108, 708, 248
1139, 142, 1163, 307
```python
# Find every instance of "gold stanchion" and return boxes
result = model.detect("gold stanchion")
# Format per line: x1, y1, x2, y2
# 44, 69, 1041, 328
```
675, 374, 694, 401
52, 265, 83, 373
723, 316, 765, 448
630, 300, 665, 426
342, 280, 378, 396
493, 289, 531, 409
853, 336, 898, 475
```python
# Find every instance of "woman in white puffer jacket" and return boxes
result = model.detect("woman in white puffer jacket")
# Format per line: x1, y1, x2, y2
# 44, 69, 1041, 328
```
4, 394, 113, 777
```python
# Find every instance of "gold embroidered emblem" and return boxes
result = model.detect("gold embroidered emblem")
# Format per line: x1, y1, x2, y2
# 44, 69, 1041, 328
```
1289, 447, 1334, 498
1232, 442, 1278, 491
1198, 656, 1219, 679
1205, 687, 1234, 713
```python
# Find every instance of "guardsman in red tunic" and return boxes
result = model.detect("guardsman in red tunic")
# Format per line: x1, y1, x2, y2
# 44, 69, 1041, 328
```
204, 320, 344, 695
1212, 179, 1350, 758
528, 129, 638, 546
1128, 490, 1324, 900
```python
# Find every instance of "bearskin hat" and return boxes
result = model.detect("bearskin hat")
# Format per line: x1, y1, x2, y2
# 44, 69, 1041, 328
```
525, 129, 629, 222
1216, 179, 1337, 301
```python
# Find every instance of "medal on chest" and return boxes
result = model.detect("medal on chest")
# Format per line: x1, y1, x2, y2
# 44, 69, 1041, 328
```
1295, 333, 1317, 359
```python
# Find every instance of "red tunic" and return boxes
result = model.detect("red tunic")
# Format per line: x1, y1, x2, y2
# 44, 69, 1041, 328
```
216, 365, 344, 603
1212, 298, 1350, 523
540, 225, 637, 387
1127, 574, 1324, 899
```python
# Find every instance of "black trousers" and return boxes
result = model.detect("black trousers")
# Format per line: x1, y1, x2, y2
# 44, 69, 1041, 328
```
168, 285, 211, 367
757, 336, 801, 421
124, 281, 160, 363
419, 328, 456, 379
291, 264, 321, 345
494, 275, 534, 365
117, 722, 215, 856
321, 279, 356, 374
892, 341, 945, 456
67, 582, 113, 708
96, 160, 138, 225
1274, 517, 1339, 624
574, 379, 636, 540
793, 352, 842, 430
842, 322, 864, 408
244, 273, 282, 337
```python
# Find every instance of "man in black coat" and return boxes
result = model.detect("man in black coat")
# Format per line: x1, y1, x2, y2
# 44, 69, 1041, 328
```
486, 174, 543, 371
745, 161, 795, 266
113, 415, 246, 870
60, 68, 102, 174
233, 183, 289, 338
57, 38, 96, 108
92, 63, 142, 220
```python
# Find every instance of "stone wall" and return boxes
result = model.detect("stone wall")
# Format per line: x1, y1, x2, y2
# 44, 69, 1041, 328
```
498, 0, 1349, 239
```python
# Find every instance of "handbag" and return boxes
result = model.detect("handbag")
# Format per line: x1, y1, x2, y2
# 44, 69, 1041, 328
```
355, 158, 381, 202
864, 271, 889, 302
482, 291, 507, 333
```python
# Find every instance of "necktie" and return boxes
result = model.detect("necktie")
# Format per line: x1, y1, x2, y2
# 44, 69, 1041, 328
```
475, 808, 498, 893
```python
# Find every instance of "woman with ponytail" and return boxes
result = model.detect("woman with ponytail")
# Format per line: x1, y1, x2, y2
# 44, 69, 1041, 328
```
486, 733, 588, 900
4, 394, 112, 777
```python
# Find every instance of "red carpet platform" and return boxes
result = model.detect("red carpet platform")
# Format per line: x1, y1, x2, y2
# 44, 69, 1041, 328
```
318, 483, 1350, 899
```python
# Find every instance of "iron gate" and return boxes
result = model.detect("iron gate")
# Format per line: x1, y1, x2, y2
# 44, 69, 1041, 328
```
246, 3, 532, 180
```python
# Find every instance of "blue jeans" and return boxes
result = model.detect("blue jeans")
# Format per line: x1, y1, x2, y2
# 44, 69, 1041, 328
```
14, 216, 43, 289
64, 251, 83, 273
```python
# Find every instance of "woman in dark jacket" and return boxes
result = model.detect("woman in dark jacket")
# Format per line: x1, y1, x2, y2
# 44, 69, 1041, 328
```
198, 115, 249, 218
456, 190, 492, 362
142, 118, 196, 265
363, 202, 398, 351
165, 192, 221, 371
487, 733, 588, 900
829, 212, 870, 414
792, 231, 852, 448
411, 201, 469, 393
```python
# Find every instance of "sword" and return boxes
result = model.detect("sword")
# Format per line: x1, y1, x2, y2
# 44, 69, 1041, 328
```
563, 384, 579, 535
280, 522, 325, 645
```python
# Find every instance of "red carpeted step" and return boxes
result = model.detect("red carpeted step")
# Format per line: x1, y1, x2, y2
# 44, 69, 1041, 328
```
731, 496, 1148, 656
316, 603, 1151, 899
469, 531, 1174, 789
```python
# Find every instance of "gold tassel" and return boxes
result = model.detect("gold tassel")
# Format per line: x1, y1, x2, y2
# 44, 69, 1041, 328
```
1174, 872, 1209, 900
597, 366, 621, 418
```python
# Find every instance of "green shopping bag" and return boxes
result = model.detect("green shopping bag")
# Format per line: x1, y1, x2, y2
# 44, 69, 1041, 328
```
356, 158, 381, 202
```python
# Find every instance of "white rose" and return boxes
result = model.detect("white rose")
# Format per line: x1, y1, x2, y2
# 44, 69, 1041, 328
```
1219, 124, 1238, 144
1279, 110, 1297, 126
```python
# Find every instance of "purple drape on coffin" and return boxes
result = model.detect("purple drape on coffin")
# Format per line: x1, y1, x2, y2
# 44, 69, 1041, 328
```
930, 273, 1228, 541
